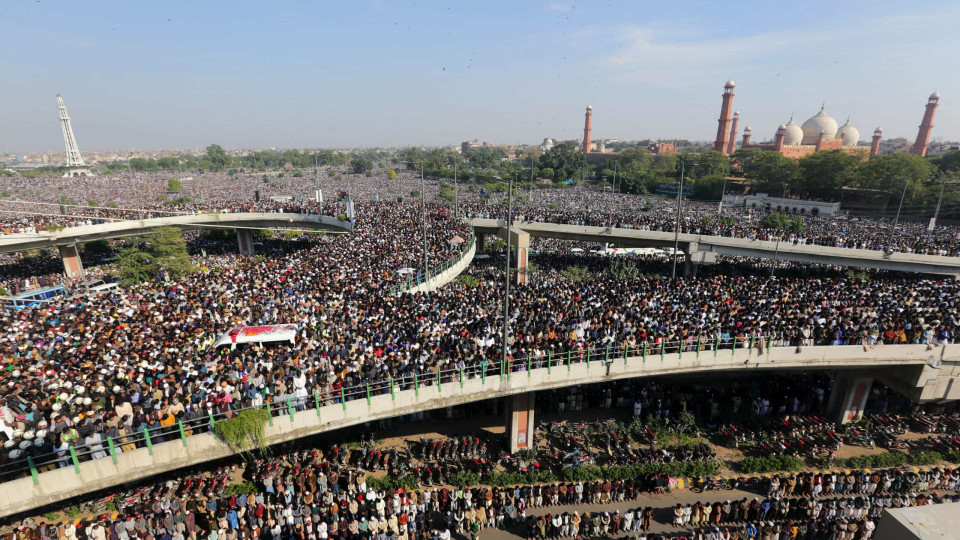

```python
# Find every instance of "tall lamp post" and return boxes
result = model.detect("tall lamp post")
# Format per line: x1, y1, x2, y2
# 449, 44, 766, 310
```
886, 179, 910, 254
400, 160, 429, 279
671, 161, 686, 280
501, 173, 515, 377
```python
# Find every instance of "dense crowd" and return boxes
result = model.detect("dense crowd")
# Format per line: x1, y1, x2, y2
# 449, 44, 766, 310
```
1, 172, 959, 476
4, 431, 958, 540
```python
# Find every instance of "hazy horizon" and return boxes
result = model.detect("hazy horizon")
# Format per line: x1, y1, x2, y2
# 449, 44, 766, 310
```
2, 0, 957, 154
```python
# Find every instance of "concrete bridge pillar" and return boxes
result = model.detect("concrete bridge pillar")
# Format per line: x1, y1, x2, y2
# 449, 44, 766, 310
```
59, 245, 84, 280
477, 233, 487, 252
499, 226, 531, 285
826, 372, 873, 424
237, 229, 256, 255
506, 391, 536, 452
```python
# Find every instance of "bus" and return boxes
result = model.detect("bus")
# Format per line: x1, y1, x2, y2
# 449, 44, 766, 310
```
1, 285, 68, 310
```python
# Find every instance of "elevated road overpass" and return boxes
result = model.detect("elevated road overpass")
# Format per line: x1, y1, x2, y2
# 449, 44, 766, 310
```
470, 219, 960, 276
0, 212, 353, 279
3, 341, 958, 518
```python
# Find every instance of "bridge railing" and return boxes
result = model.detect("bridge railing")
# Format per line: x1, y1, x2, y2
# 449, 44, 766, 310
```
389, 220, 476, 296
2, 333, 906, 486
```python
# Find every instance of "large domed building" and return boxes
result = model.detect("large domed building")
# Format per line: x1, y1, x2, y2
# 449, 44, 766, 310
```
740, 105, 873, 159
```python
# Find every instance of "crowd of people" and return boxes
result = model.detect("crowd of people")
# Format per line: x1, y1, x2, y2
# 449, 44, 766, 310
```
1, 172, 959, 473
4, 426, 958, 540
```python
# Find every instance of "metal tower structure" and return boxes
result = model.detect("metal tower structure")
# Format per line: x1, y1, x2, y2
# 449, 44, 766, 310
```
57, 94, 90, 177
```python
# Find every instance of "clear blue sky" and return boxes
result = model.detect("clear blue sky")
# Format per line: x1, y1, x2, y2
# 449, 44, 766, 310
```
1, 0, 956, 152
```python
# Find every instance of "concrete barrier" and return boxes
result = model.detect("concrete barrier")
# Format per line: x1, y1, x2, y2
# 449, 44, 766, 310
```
0, 213, 353, 254
470, 219, 960, 276
2, 342, 958, 518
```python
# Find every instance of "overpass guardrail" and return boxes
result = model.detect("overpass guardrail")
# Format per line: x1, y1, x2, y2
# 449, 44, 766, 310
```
2, 334, 945, 491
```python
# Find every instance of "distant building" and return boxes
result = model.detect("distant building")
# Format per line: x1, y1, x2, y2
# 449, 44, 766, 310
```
722, 193, 841, 216
461, 139, 480, 153
539, 138, 556, 152
648, 139, 677, 155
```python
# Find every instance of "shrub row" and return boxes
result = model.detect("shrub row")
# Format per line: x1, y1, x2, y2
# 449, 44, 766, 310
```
560, 460, 720, 482
366, 475, 419, 492
739, 455, 805, 474
483, 471, 557, 487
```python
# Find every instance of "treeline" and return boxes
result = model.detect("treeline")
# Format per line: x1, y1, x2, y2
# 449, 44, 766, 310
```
734, 148, 960, 215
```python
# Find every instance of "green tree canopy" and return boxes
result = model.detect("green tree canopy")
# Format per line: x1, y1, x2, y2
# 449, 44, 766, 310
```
206, 144, 230, 170
797, 150, 861, 200
537, 143, 585, 182
350, 156, 373, 174
853, 153, 934, 206
742, 150, 800, 196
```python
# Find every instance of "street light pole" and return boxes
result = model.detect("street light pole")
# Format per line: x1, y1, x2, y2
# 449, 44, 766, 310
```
421, 163, 428, 279
887, 179, 909, 253
671, 162, 685, 280
453, 158, 459, 218
717, 176, 729, 218
502, 173, 515, 377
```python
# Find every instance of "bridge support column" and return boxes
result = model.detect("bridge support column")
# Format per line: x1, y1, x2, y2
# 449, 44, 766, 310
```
236, 229, 255, 255
826, 372, 873, 424
516, 246, 529, 284
477, 234, 486, 252
505, 391, 535, 453
59, 245, 84, 280
499, 227, 530, 285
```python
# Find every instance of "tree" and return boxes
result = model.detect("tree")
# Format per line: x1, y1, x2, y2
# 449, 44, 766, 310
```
206, 144, 230, 170
167, 178, 183, 192
680, 150, 730, 180
350, 156, 373, 174
853, 153, 934, 206
937, 150, 960, 173
742, 151, 800, 196
149, 226, 195, 280
386, 169, 397, 180
763, 212, 804, 233
538, 143, 585, 182
116, 246, 153, 286
797, 150, 861, 200
692, 174, 727, 201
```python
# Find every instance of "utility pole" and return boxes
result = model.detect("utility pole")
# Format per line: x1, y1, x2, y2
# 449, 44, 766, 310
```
671, 162, 685, 279
613, 161, 618, 194
502, 173, 514, 377
453, 158, 458, 217
717, 176, 729, 218
421, 163, 428, 279
887, 179, 910, 254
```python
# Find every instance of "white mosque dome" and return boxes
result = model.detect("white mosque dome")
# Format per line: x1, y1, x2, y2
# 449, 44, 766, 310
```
800, 107, 839, 145
725, 80, 736, 88
930, 91, 940, 99
837, 119, 859, 146
783, 119, 804, 146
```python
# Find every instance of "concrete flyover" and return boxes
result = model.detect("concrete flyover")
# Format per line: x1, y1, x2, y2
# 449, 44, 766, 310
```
3, 341, 959, 518
470, 219, 960, 276
0, 213, 353, 279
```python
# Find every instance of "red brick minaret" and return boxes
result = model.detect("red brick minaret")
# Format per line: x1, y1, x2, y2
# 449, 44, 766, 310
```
911, 92, 939, 156
582, 105, 593, 154
870, 127, 882, 158
741, 125, 752, 147
773, 124, 786, 151
725, 110, 740, 154
714, 80, 736, 154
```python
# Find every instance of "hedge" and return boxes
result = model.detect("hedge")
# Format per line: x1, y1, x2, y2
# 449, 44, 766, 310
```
484, 471, 557, 487
366, 475, 419, 492
560, 460, 720, 482
739, 455, 805, 474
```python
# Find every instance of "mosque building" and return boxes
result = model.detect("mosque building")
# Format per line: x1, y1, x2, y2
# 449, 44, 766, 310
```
712, 81, 940, 160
